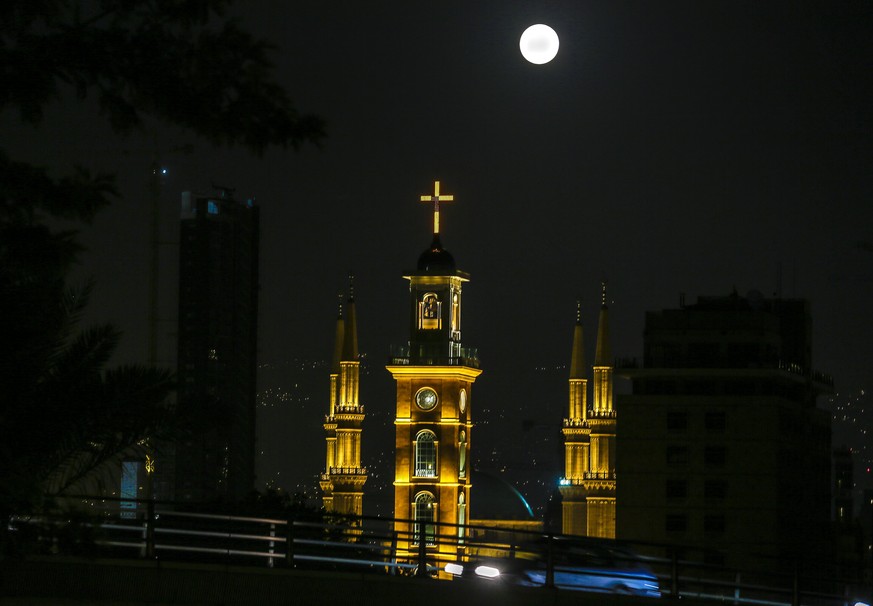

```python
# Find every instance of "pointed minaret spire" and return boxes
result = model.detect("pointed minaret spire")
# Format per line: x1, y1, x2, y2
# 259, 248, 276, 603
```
593, 279, 614, 421
595, 281, 612, 367
569, 299, 586, 380
342, 273, 358, 362
332, 293, 344, 375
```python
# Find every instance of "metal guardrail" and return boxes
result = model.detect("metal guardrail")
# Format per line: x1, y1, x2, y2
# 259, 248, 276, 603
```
7, 498, 871, 606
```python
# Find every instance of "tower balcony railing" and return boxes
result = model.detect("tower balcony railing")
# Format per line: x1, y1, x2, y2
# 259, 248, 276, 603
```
325, 407, 365, 423
587, 409, 617, 419
562, 418, 589, 428
334, 404, 365, 414
584, 471, 616, 480
324, 466, 368, 477
388, 344, 480, 368
558, 471, 616, 485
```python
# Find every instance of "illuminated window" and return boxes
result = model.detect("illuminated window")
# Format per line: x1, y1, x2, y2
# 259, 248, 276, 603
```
418, 293, 441, 330
457, 493, 466, 543
414, 430, 437, 477
413, 492, 436, 546
451, 290, 460, 332
207, 200, 219, 214
458, 430, 467, 479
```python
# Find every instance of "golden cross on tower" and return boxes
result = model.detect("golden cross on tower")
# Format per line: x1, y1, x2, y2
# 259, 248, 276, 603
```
420, 180, 454, 235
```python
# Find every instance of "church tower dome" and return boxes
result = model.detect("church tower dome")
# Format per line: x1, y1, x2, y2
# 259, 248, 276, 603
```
417, 234, 456, 273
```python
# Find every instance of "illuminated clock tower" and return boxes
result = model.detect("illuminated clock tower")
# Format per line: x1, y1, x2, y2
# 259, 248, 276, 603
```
560, 284, 616, 538
320, 276, 367, 520
387, 181, 481, 567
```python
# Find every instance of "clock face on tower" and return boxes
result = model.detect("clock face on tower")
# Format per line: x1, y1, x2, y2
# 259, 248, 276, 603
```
415, 387, 438, 411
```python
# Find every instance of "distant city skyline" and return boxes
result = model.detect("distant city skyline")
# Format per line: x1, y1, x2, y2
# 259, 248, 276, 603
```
4, 1, 871, 511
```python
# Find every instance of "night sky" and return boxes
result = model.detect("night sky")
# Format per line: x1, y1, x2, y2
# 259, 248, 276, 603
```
6, 1, 873, 510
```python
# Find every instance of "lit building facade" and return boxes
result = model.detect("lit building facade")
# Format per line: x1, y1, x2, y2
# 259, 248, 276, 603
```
560, 286, 616, 538
387, 181, 481, 566
616, 292, 833, 573
320, 278, 367, 517
175, 190, 259, 504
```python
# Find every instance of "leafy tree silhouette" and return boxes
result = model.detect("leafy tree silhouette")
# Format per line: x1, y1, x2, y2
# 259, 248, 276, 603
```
0, 0, 324, 540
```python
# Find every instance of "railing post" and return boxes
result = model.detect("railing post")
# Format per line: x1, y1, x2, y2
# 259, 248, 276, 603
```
545, 533, 555, 588
267, 522, 275, 568
285, 516, 295, 568
389, 528, 398, 575
791, 561, 800, 606
733, 571, 741, 605
416, 530, 428, 577
670, 548, 679, 598
145, 498, 156, 559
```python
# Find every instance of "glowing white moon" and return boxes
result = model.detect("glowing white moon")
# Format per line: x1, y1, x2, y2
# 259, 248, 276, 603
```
519, 24, 559, 64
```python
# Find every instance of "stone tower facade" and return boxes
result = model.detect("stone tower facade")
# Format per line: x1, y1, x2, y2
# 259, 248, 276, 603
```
387, 181, 481, 567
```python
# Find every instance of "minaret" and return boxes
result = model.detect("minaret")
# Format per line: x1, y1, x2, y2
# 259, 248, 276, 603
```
320, 276, 367, 520
387, 181, 481, 569
560, 300, 592, 535
319, 295, 344, 511
586, 281, 616, 538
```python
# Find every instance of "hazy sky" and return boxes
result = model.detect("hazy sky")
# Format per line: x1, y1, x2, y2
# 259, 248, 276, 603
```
6, 1, 873, 500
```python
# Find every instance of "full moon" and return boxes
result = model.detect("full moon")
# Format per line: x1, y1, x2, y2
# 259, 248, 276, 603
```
519, 24, 559, 65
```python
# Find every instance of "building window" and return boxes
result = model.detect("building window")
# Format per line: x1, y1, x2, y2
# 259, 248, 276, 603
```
666, 411, 688, 432
705, 411, 726, 432
207, 200, 219, 214
457, 492, 466, 543
413, 492, 436, 546
705, 480, 727, 499
665, 514, 687, 533
418, 293, 441, 330
704, 446, 727, 468
666, 479, 687, 499
458, 430, 467, 478
704, 514, 726, 533
414, 430, 437, 477
666, 446, 689, 466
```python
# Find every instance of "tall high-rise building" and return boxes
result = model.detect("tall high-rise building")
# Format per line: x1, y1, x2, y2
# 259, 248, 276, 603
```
833, 447, 854, 524
560, 286, 617, 538
616, 291, 833, 573
175, 190, 259, 504
387, 181, 481, 567
320, 277, 367, 517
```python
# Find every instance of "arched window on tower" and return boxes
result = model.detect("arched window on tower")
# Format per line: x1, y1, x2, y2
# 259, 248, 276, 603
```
457, 492, 466, 543
451, 290, 461, 337
413, 492, 436, 546
414, 430, 437, 477
458, 430, 467, 479
419, 293, 441, 330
